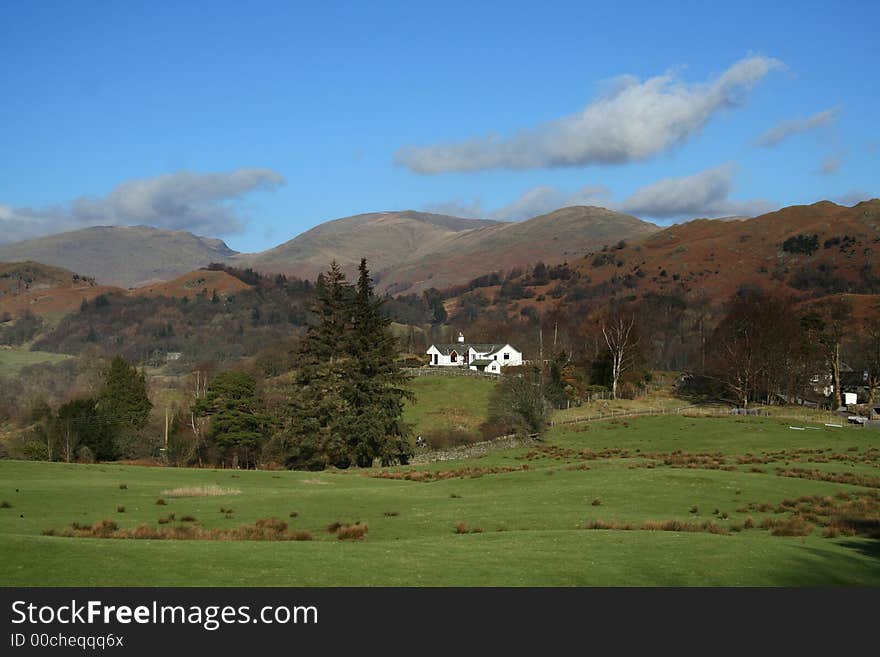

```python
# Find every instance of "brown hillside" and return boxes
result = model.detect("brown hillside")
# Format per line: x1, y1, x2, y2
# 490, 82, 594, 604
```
131, 270, 250, 299
239, 210, 499, 282
374, 206, 659, 294
0, 267, 252, 318
0, 261, 96, 297
448, 200, 880, 318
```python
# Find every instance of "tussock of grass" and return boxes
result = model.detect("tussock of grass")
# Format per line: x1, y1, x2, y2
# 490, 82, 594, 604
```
160, 485, 241, 498
335, 523, 368, 540
44, 517, 313, 541
116, 505, 125, 513
0, 501, 12, 509
454, 522, 483, 534
155, 498, 167, 506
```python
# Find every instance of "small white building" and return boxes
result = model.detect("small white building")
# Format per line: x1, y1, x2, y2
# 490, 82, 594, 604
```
425, 332, 522, 374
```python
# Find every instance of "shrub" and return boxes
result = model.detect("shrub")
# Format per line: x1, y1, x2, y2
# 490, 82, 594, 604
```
155, 498, 167, 506
336, 523, 368, 540
289, 511, 299, 518
424, 428, 479, 449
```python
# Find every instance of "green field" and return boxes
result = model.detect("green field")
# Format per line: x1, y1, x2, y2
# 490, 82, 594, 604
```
0, 348, 71, 377
1, 414, 879, 586
403, 375, 496, 436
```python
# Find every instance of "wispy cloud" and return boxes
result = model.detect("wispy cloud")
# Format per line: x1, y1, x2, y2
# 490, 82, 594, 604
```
426, 166, 772, 223
756, 107, 840, 147
0, 169, 284, 244
397, 55, 783, 174
820, 156, 841, 175
425, 185, 611, 222
834, 190, 875, 206
619, 164, 775, 219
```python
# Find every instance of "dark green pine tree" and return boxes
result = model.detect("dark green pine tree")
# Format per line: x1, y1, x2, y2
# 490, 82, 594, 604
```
344, 258, 414, 466
281, 261, 357, 469
96, 356, 152, 457
193, 370, 269, 468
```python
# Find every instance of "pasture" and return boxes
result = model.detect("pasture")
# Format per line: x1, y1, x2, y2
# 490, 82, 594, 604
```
1, 414, 879, 586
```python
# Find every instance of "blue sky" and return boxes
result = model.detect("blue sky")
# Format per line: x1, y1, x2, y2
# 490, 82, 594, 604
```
1, 0, 877, 252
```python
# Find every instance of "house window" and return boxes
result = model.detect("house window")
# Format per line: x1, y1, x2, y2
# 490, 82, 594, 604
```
493, 355, 497, 360
503, 353, 510, 360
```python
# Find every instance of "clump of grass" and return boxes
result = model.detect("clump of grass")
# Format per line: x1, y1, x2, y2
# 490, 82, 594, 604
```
157, 514, 175, 524
591, 497, 602, 506
454, 522, 483, 534
289, 511, 299, 518
689, 505, 699, 514
583, 519, 634, 530
118, 483, 127, 490
762, 516, 815, 537
45, 517, 312, 541
326, 521, 344, 534
161, 485, 241, 498
155, 498, 167, 506
383, 511, 399, 517
179, 515, 197, 523
336, 523, 368, 540
116, 505, 125, 513
220, 507, 234, 514
450, 493, 461, 499
743, 516, 755, 529
1, 501, 12, 509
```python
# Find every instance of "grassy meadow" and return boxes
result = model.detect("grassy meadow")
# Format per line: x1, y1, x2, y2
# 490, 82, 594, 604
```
0, 347, 71, 377
403, 375, 496, 437
1, 410, 879, 586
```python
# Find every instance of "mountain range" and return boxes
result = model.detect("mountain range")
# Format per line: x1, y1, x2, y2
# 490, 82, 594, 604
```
0, 207, 658, 292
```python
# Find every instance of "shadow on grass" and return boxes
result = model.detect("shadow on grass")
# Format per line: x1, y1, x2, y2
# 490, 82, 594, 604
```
773, 538, 880, 587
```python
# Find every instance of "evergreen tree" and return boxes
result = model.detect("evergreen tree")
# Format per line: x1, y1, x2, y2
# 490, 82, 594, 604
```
344, 258, 413, 466
95, 356, 152, 457
276, 259, 413, 469
194, 370, 269, 468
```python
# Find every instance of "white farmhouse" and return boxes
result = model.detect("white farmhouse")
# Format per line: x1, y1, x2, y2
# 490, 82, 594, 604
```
425, 332, 522, 374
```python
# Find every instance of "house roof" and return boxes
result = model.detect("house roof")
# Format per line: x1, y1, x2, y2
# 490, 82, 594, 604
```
471, 358, 494, 366
427, 342, 508, 356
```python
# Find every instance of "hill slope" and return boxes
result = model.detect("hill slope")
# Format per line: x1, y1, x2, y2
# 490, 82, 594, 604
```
374, 206, 660, 294
0, 226, 238, 288
239, 210, 499, 281
451, 199, 880, 319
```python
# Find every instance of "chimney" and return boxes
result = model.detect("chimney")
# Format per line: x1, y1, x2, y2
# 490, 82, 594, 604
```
457, 332, 465, 343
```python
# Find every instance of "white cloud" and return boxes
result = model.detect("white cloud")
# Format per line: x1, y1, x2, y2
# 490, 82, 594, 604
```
397, 55, 783, 174
820, 156, 841, 175
425, 185, 611, 222
834, 190, 875, 206
0, 169, 284, 244
756, 107, 840, 147
619, 164, 776, 219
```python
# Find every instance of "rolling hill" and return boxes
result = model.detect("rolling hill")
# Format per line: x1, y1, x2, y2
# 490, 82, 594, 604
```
447, 199, 880, 319
0, 225, 238, 288
372, 206, 660, 294
238, 210, 499, 282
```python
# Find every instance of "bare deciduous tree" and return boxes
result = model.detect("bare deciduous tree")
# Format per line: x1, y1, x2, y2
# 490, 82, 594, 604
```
601, 311, 639, 400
